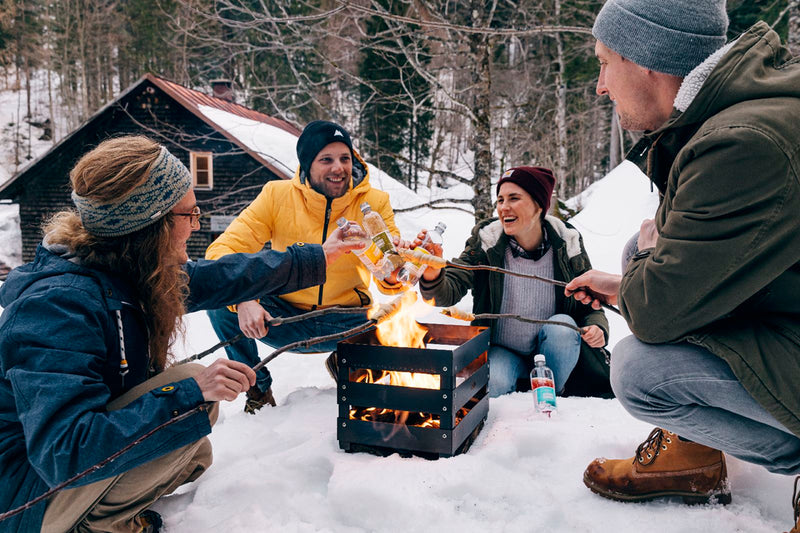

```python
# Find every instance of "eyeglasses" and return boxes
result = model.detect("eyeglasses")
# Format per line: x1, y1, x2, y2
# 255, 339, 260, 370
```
173, 206, 201, 230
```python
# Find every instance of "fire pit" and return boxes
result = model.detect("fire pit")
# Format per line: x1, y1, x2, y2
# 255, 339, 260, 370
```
336, 322, 490, 459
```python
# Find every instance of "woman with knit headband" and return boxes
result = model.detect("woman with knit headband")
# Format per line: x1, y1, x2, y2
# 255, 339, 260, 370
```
0, 135, 363, 532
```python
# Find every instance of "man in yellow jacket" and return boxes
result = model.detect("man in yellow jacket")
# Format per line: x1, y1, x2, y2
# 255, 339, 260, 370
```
206, 121, 403, 413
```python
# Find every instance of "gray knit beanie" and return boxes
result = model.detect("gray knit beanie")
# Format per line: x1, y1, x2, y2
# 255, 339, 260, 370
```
592, 0, 729, 77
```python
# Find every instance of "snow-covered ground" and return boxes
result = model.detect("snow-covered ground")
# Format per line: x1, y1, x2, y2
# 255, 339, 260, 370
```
0, 85, 794, 529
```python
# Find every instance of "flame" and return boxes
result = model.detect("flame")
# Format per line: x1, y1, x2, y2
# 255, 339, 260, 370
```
373, 291, 427, 349
354, 368, 440, 390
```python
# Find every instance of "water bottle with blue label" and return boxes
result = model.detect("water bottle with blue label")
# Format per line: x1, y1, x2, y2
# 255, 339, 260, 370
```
530, 354, 557, 417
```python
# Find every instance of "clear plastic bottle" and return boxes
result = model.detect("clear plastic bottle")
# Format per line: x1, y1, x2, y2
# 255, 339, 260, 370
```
359, 203, 404, 270
335, 217, 392, 280
397, 222, 447, 285
530, 354, 557, 417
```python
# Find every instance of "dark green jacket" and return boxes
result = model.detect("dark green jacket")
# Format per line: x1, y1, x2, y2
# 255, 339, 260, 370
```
622, 22, 800, 437
420, 217, 612, 396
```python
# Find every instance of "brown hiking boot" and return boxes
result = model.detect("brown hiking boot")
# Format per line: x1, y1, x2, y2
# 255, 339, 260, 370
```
243, 386, 276, 414
786, 476, 800, 533
583, 427, 731, 505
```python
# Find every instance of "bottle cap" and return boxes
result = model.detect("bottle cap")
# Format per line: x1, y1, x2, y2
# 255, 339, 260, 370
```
336, 217, 347, 227
435, 221, 447, 233
360, 202, 371, 214
533, 354, 546, 364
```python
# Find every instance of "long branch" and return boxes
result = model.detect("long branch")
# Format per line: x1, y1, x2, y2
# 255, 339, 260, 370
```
441, 307, 584, 334
338, 0, 593, 36
0, 312, 381, 524
177, 306, 370, 364
398, 248, 622, 315
0, 403, 212, 523
253, 320, 376, 372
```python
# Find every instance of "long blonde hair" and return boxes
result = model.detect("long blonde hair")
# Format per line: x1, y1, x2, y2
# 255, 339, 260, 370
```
43, 136, 187, 370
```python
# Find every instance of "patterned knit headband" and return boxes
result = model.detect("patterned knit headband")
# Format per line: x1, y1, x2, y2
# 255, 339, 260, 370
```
71, 146, 192, 237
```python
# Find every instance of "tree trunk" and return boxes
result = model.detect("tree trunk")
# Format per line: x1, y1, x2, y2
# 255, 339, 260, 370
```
789, 0, 800, 57
469, 23, 494, 221
609, 103, 621, 170
554, 0, 568, 205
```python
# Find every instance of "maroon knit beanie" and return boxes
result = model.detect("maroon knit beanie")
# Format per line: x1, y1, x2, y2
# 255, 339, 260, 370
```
496, 166, 556, 215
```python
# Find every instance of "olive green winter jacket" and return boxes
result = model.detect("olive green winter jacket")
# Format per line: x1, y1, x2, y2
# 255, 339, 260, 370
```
420, 216, 612, 397
621, 22, 800, 437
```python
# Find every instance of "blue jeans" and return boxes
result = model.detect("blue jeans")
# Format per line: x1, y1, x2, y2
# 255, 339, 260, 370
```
612, 335, 800, 475
488, 313, 581, 397
207, 296, 368, 393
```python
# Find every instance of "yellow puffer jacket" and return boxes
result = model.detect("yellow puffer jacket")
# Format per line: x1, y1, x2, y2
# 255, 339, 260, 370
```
206, 151, 403, 310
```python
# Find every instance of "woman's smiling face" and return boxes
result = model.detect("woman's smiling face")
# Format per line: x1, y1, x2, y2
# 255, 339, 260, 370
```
496, 181, 542, 238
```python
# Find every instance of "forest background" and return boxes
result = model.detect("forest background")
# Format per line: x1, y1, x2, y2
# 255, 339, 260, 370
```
1, 0, 798, 221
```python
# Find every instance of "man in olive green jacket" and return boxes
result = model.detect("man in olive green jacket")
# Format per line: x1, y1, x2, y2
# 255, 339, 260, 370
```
563, 0, 800, 523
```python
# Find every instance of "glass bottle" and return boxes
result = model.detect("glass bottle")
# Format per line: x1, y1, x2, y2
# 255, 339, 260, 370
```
530, 354, 557, 417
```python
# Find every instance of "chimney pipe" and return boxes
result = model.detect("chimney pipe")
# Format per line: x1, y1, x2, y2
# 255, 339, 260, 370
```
211, 79, 235, 102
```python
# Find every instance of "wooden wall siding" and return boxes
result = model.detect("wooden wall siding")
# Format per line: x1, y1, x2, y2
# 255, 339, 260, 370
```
9, 79, 283, 262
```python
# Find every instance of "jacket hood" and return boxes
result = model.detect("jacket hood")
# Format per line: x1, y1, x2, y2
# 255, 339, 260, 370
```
0, 246, 79, 306
0, 245, 130, 310
476, 216, 584, 259
628, 22, 800, 191
660, 22, 800, 134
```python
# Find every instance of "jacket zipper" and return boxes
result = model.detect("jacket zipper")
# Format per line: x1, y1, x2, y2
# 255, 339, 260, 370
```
317, 198, 333, 306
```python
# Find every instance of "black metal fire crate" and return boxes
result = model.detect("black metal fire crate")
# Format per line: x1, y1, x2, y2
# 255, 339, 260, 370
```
336, 323, 490, 458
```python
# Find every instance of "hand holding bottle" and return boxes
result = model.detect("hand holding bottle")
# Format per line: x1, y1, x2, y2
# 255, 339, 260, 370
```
322, 225, 370, 266
409, 225, 446, 283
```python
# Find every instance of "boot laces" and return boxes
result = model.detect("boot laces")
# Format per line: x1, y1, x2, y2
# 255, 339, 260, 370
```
633, 427, 673, 466
793, 476, 800, 523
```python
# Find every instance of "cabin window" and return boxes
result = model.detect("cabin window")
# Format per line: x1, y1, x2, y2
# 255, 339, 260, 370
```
191, 152, 213, 190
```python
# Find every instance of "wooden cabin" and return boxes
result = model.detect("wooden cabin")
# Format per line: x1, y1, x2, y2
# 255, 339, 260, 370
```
0, 74, 302, 261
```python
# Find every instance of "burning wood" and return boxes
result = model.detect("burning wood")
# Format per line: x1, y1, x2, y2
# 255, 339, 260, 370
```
370, 291, 428, 349
336, 322, 491, 458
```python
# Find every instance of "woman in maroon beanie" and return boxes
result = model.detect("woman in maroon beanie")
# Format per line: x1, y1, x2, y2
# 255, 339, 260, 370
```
418, 166, 611, 397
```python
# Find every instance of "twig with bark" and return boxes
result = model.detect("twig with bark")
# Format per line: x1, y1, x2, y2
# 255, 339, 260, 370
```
0, 300, 409, 525
177, 306, 371, 364
398, 248, 622, 315
441, 306, 585, 334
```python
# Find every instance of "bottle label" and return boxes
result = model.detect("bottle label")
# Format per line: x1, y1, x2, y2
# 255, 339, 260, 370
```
531, 377, 557, 410
361, 241, 384, 264
371, 231, 394, 254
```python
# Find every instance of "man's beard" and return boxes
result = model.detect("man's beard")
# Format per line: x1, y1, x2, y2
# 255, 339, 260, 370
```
310, 175, 350, 199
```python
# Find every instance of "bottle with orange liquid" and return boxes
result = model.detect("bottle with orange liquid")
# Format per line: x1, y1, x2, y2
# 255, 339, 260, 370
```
530, 354, 557, 416
335, 217, 393, 279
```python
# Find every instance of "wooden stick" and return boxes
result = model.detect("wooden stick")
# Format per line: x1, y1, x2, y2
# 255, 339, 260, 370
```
398, 248, 621, 315
0, 311, 387, 524
0, 404, 212, 523
177, 306, 371, 364
441, 307, 585, 334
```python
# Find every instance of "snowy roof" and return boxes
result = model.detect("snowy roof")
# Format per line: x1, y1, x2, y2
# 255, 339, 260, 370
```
0, 74, 303, 197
